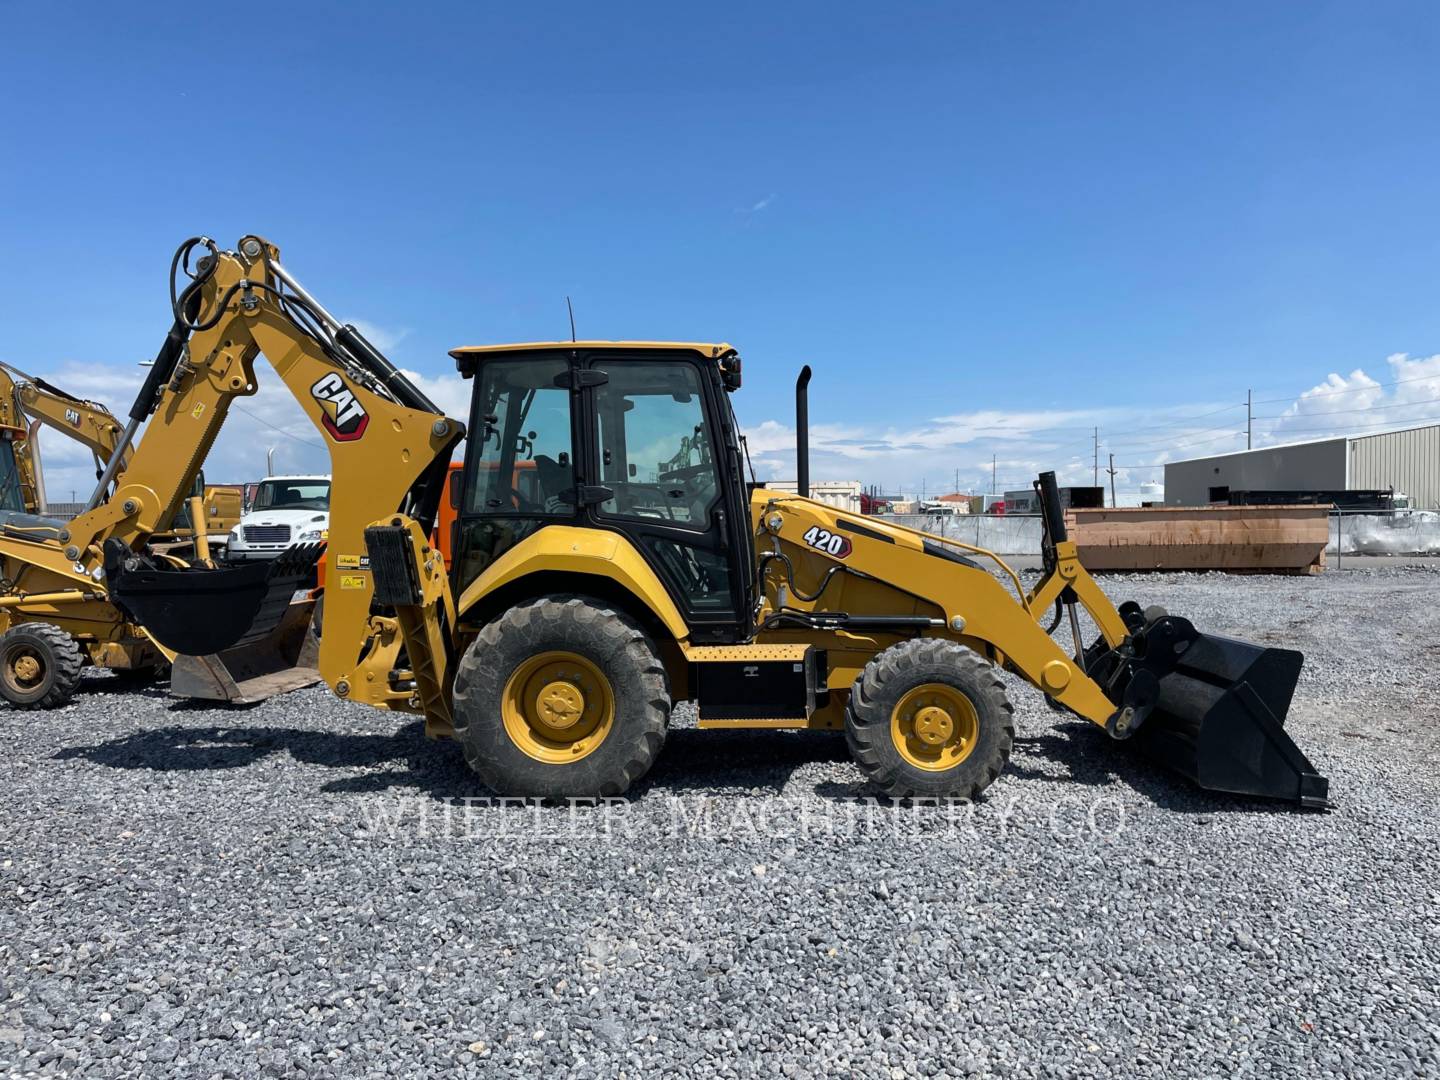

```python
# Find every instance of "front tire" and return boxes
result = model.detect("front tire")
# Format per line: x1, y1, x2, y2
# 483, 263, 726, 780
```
452, 596, 670, 798
846, 638, 1014, 798
0, 623, 85, 709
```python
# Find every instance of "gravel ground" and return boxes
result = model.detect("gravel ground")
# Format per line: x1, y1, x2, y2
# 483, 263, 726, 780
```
2, 567, 1439, 1078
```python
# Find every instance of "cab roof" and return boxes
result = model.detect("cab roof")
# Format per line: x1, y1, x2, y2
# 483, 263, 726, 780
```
451, 340, 733, 358
451, 341, 735, 372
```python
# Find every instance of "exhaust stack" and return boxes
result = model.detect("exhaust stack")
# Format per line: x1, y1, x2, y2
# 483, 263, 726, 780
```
795, 365, 811, 498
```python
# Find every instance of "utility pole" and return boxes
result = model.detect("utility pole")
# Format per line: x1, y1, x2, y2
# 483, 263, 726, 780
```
1247, 389, 1253, 449
1093, 427, 1099, 487
1107, 453, 1117, 508
991, 454, 996, 495
954, 468, 959, 496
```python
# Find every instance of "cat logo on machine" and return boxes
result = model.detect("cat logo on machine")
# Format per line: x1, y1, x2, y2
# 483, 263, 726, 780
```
63, 407, 81, 427
310, 373, 369, 442
802, 525, 852, 559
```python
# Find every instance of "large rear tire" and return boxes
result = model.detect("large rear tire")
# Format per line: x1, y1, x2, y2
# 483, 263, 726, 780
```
452, 596, 670, 798
846, 638, 1013, 799
0, 623, 85, 709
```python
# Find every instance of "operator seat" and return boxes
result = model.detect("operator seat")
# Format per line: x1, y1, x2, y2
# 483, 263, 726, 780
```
533, 454, 572, 511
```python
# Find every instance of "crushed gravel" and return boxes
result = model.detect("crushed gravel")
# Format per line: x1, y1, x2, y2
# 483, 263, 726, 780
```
2, 566, 1438, 1078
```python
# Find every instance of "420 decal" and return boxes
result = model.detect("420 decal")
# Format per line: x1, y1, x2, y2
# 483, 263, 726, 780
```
802, 525, 852, 559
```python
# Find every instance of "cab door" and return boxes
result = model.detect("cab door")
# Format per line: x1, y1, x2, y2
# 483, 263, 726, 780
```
583, 356, 746, 641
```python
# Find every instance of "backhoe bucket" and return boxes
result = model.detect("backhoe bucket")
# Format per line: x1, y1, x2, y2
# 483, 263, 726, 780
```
1098, 609, 1329, 809
104, 540, 325, 702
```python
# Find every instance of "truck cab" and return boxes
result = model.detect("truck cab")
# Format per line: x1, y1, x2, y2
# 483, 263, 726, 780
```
225, 474, 331, 561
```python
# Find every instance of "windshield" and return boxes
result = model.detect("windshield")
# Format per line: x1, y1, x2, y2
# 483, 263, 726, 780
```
0, 441, 25, 514
252, 479, 330, 512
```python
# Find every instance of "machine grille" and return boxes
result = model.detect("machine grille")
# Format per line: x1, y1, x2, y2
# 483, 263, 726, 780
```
243, 524, 291, 544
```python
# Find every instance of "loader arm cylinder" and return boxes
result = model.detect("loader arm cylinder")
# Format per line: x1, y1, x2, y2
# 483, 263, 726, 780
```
1036, 470, 1067, 569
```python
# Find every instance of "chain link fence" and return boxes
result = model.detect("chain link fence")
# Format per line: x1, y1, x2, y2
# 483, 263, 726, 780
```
1328, 511, 1440, 557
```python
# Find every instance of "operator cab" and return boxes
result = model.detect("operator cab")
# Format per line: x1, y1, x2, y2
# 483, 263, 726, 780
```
450, 342, 752, 642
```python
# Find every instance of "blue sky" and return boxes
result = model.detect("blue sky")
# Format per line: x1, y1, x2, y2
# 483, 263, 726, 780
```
2, 2, 1439, 499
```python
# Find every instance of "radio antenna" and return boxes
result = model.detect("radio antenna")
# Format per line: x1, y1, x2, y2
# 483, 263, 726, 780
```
566, 296, 577, 342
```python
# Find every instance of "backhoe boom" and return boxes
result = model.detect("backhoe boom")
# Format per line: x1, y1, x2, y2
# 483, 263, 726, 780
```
82, 236, 463, 709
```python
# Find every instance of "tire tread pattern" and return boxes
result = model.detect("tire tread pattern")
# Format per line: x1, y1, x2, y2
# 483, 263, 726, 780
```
452, 595, 669, 797
846, 637, 1014, 799
0, 623, 85, 710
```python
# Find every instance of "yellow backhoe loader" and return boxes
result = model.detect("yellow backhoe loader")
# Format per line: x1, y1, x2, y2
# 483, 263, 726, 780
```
107, 235, 1326, 807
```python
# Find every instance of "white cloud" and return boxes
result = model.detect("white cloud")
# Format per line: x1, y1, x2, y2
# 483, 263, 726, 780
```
341, 318, 411, 353
1268, 353, 1440, 442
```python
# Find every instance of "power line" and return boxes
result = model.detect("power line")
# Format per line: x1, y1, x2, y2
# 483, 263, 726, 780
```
1105, 423, 1247, 455
1252, 391, 1440, 421
1110, 401, 1246, 436
1250, 369, 1440, 406
1256, 412, 1440, 436
231, 404, 326, 449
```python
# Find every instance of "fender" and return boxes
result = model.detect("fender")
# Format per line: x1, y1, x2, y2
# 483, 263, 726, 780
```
455, 525, 690, 641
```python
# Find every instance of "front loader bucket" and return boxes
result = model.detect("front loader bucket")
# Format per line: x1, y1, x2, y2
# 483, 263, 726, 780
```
169, 599, 321, 703
1100, 611, 1329, 809
104, 540, 324, 656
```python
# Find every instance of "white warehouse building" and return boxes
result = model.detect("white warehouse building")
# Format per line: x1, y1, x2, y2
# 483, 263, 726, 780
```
1164, 423, 1440, 509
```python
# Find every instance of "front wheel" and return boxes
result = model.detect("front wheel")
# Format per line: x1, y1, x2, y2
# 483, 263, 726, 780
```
0, 623, 85, 709
846, 638, 1014, 799
452, 596, 670, 798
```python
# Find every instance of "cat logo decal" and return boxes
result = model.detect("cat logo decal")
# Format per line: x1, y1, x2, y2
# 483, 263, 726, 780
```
310, 373, 369, 442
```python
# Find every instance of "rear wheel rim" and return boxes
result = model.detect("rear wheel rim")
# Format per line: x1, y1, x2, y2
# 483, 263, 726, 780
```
2, 643, 46, 696
502, 651, 615, 764
890, 683, 979, 771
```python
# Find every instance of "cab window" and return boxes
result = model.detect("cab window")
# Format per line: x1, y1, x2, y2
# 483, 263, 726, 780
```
253, 479, 330, 511
0, 441, 25, 514
467, 357, 575, 516
595, 361, 719, 531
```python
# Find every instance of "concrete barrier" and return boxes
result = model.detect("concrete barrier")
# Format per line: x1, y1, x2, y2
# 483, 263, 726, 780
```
887, 514, 1045, 555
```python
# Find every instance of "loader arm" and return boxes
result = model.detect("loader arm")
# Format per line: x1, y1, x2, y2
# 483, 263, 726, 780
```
70, 236, 463, 712
752, 494, 1128, 728
753, 485, 1327, 807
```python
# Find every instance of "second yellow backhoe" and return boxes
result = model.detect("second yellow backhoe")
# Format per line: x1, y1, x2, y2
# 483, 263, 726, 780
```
0, 360, 242, 552
94, 234, 1327, 807
0, 356, 311, 707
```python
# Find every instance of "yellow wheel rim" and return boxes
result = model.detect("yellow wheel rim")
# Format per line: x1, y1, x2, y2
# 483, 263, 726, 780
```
3, 647, 44, 693
890, 683, 980, 772
501, 651, 615, 764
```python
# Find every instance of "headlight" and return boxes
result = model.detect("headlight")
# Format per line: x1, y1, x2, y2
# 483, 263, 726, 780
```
298, 528, 325, 542
228, 527, 241, 543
